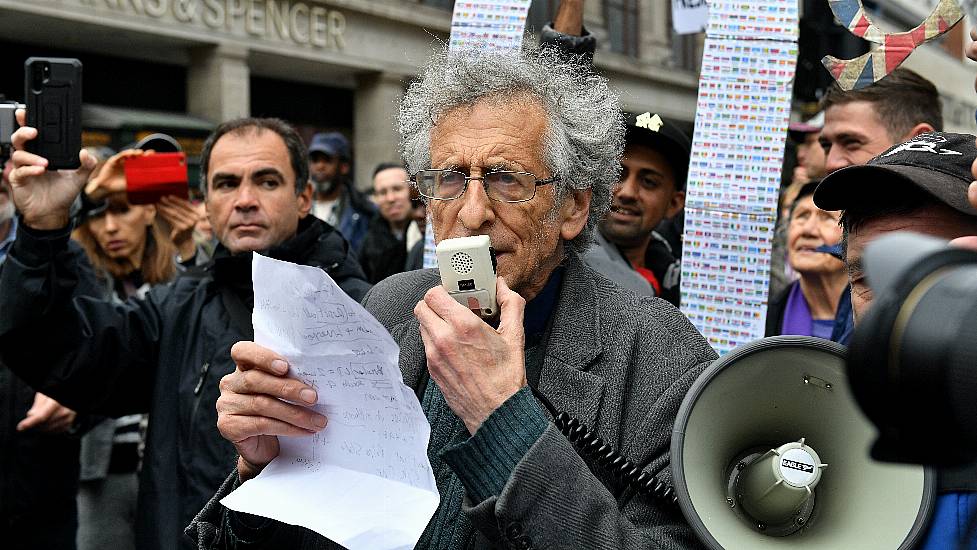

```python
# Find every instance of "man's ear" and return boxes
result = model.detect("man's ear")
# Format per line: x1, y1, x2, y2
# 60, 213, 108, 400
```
903, 123, 935, 141
559, 188, 592, 242
298, 181, 313, 218
340, 161, 351, 177
667, 190, 686, 220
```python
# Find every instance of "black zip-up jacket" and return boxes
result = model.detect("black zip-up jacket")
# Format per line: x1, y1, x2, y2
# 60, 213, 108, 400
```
358, 216, 408, 284
0, 215, 370, 550
0, 238, 100, 550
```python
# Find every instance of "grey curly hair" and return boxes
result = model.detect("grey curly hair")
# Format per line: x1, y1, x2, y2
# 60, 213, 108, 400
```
398, 45, 625, 255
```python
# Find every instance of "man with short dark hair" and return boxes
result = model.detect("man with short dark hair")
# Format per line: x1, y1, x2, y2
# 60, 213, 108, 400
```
308, 131, 376, 251
818, 68, 941, 174
814, 131, 977, 549
358, 162, 412, 283
0, 114, 370, 550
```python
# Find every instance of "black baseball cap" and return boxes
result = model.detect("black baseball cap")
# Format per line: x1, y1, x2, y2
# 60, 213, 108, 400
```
814, 132, 977, 216
625, 112, 692, 191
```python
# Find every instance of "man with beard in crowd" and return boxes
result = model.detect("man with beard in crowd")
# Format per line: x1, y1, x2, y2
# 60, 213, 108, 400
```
584, 113, 688, 305
308, 131, 376, 251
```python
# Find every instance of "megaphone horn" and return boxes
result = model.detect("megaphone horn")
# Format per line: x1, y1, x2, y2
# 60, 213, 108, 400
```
671, 336, 935, 549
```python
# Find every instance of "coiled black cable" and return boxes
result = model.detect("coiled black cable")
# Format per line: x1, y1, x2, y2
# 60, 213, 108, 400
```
529, 386, 677, 507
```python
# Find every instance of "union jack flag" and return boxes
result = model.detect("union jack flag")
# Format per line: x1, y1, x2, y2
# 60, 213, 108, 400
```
821, 0, 963, 91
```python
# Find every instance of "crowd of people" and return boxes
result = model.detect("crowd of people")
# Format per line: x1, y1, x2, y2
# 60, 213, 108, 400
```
2, 1, 977, 549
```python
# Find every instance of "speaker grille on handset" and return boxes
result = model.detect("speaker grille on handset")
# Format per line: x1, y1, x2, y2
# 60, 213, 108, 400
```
451, 252, 474, 274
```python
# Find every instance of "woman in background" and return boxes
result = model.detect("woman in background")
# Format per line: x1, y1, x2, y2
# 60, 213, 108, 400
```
765, 180, 852, 343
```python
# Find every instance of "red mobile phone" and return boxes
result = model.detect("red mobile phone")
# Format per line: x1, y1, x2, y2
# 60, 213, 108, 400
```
125, 152, 189, 205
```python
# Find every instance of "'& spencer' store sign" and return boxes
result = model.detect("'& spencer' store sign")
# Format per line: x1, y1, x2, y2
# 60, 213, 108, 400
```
77, 0, 347, 49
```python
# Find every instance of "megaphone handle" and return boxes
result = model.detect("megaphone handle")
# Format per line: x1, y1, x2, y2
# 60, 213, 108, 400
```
529, 385, 677, 507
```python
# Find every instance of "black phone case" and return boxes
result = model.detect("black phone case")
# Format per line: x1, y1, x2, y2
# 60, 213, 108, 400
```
24, 58, 82, 170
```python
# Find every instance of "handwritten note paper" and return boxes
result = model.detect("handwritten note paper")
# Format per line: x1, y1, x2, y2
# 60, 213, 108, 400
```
220, 254, 439, 550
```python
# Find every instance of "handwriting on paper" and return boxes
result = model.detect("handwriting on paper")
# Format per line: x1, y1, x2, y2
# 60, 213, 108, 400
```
222, 254, 439, 550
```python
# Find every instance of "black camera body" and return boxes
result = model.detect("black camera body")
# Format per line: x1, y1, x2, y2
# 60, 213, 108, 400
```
0, 96, 20, 166
848, 232, 977, 466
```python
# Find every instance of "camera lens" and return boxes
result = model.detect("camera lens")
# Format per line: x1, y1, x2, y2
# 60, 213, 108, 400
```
848, 239, 977, 466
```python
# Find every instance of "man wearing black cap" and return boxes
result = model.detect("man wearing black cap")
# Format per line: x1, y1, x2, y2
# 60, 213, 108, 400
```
584, 112, 688, 306
814, 131, 977, 549
308, 131, 376, 252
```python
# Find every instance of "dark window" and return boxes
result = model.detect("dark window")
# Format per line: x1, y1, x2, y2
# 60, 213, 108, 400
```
250, 76, 353, 130
605, 0, 639, 57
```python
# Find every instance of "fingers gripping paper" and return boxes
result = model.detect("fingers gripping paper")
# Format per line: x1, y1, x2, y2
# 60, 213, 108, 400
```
220, 254, 439, 550
822, 0, 964, 91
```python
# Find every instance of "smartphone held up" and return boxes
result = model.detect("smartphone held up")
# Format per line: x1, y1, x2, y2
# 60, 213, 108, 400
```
24, 57, 83, 170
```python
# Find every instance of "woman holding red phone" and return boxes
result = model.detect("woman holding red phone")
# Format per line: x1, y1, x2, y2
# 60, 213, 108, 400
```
84, 147, 200, 262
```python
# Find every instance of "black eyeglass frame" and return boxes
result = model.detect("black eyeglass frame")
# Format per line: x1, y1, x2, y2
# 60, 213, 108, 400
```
410, 168, 560, 203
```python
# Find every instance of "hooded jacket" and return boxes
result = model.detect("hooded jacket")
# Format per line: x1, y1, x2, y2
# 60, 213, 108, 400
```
0, 215, 370, 550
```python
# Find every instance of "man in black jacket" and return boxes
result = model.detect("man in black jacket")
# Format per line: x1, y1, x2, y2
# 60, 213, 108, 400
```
358, 162, 412, 283
0, 115, 370, 550
0, 159, 101, 550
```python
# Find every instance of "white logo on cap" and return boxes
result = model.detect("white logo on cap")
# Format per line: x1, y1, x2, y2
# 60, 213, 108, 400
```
635, 112, 664, 132
883, 135, 962, 158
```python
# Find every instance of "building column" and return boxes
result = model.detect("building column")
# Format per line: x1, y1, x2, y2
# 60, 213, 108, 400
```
187, 44, 250, 124
353, 72, 405, 191
640, 0, 672, 64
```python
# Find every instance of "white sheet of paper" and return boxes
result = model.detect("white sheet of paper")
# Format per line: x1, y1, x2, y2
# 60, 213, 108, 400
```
220, 254, 439, 550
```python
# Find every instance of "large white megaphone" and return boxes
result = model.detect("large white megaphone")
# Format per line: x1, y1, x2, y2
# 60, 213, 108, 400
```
671, 336, 935, 549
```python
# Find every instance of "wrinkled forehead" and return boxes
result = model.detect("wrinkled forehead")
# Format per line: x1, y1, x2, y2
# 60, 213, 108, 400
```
430, 96, 549, 166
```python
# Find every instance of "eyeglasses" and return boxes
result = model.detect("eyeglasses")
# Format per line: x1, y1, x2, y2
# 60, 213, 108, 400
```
411, 169, 559, 203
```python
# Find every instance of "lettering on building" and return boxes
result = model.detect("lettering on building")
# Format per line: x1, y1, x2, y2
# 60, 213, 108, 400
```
78, 0, 347, 50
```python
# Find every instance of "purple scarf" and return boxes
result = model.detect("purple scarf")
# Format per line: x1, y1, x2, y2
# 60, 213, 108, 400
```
781, 281, 814, 336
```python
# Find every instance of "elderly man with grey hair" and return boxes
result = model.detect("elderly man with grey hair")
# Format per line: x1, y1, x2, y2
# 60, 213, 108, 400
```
189, 46, 715, 550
